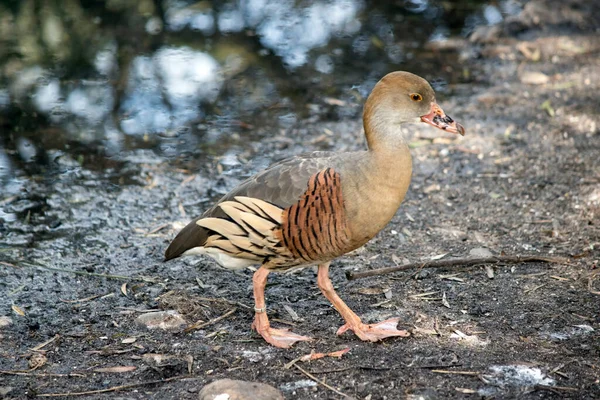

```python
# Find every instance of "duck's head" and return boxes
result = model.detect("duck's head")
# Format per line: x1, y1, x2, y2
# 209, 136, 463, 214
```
364, 71, 465, 148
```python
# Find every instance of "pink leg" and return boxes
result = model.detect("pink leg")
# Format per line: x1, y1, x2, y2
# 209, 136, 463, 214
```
251, 266, 312, 348
317, 263, 409, 342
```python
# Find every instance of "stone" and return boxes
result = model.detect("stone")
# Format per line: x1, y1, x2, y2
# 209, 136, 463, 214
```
0, 316, 12, 328
199, 379, 284, 400
134, 311, 187, 331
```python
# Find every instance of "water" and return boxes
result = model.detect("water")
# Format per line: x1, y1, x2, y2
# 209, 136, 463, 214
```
0, 0, 522, 199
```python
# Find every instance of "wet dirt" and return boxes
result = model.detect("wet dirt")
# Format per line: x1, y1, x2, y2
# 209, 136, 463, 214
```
1, 0, 600, 399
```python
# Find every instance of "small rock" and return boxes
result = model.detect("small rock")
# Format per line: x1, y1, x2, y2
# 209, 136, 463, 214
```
142, 353, 193, 373
432, 227, 467, 240
279, 380, 318, 392
0, 316, 12, 328
488, 365, 554, 387
519, 71, 550, 85
199, 379, 284, 400
135, 311, 187, 331
469, 247, 493, 258
241, 350, 263, 363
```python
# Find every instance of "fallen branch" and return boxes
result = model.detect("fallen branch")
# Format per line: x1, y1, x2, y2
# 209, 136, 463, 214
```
431, 369, 482, 376
184, 308, 237, 333
346, 255, 569, 281
60, 294, 105, 303
294, 364, 354, 399
31, 335, 60, 351
0, 370, 85, 378
20, 262, 155, 282
36, 375, 188, 397
534, 384, 579, 394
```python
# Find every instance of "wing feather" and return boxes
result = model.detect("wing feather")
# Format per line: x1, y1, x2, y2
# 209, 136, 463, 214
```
165, 151, 351, 261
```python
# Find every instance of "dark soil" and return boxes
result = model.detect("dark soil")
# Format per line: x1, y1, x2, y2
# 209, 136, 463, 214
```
1, 1, 599, 399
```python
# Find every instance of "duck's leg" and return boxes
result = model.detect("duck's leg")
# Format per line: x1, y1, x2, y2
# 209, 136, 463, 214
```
317, 262, 410, 342
251, 265, 312, 348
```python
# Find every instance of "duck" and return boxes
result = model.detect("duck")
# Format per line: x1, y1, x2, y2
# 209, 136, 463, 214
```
165, 71, 465, 348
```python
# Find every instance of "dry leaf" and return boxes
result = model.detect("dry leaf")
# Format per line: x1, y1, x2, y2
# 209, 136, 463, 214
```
423, 184, 441, 194
283, 304, 301, 322
11, 305, 25, 316
520, 71, 550, 85
299, 348, 350, 362
121, 337, 137, 344
410, 291, 439, 298
323, 97, 346, 107
517, 42, 541, 61
413, 326, 439, 336
442, 292, 451, 309
29, 353, 48, 370
439, 274, 465, 282
431, 253, 447, 261
94, 366, 137, 373
121, 283, 128, 296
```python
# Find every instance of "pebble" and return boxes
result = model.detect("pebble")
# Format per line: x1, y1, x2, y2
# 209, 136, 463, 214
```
519, 71, 550, 85
279, 380, 317, 392
0, 316, 12, 328
241, 350, 263, 363
199, 379, 284, 400
134, 311, 187, 331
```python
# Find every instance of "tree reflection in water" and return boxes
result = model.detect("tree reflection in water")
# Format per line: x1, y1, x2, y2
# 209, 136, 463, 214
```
0, 0, 517, 191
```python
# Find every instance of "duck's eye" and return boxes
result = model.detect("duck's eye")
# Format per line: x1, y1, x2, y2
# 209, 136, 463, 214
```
410, 93, 423, 102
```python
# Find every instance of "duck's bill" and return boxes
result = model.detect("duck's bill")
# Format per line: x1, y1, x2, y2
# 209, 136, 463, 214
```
420, 102, 465, 136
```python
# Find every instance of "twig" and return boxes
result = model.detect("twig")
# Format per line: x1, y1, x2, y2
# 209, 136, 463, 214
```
346, 255, 570, 280
431, 369, 482, 376
31, 335, 60, 351
184, 308, 237, 333
524, 283, 548, 294
0, 370, 85, 378
294, 364, 353, 399
309, 366, 354, 374
60, 294, 105, 303
145, 223, 169, 235
534, 384, 578, 394
36, 375, 188, 397
196, 296, 253, 310
20, 262, 154, 282
0, 261, 17, 268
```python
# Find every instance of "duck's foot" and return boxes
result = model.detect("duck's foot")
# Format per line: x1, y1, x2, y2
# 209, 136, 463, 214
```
336, 317, 410, 342
252, 315, 312, 348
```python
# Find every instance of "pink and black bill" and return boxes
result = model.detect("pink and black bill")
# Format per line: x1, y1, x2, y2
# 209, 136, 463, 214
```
421, 102, 465, 135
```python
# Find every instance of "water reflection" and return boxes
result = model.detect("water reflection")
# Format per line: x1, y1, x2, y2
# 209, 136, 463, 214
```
0, 0, 522, 192
121, 47, 221, 135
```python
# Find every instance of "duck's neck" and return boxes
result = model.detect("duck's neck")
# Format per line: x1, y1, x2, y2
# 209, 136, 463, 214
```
363, 100, 412, 170
339, 103, 413, 249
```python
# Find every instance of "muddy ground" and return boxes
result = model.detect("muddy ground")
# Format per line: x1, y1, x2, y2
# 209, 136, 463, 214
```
1, 0, 599, 399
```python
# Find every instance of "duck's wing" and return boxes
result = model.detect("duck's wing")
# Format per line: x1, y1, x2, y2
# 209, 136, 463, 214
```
164, 152, 340, 262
